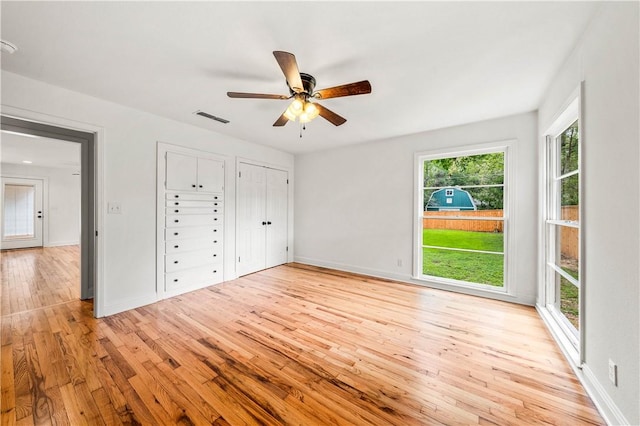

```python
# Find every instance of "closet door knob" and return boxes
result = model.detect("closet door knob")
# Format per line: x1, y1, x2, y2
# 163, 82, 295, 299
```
267, 221, 272, 225
192, 184, 196, 188
262, 221, 267, 225
199, 185, 203, 188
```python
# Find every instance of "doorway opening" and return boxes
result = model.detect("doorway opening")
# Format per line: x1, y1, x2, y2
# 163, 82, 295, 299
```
0, 115, 96, 316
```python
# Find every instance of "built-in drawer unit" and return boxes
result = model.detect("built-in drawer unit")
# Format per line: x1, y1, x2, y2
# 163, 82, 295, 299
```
158, 149, 225, 297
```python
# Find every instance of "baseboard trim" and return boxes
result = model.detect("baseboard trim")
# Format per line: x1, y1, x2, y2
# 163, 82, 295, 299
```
536, 304, 629, 426
100, 294, 158, 317
294, 256, 535, 306
45, 240, 80, 247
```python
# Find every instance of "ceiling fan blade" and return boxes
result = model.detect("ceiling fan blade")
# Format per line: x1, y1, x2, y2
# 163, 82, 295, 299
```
273, 111, 289, 127
273, 51, 304, 93
316, 104, 347, 126
314, 80, 372, 100
227, 92, 289, 100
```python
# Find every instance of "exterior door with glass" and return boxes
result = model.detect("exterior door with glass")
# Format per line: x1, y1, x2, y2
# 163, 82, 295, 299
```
1, 177, 44, 249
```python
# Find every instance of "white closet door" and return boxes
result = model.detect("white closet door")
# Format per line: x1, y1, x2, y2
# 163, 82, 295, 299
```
166, 152, 197, 191
265, 168, 288, 269
1, 177, 44, 249
197, 158, 224, 193
237, 163, 267, 276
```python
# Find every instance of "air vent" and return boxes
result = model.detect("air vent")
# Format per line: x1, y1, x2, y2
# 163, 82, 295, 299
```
194, 110, 229, 124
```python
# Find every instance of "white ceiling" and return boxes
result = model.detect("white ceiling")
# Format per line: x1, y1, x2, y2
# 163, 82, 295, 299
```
0, 2, 598, 154
0, 131, 80, 169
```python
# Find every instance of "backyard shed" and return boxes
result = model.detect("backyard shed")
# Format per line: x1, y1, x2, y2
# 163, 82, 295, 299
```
426, 188, 476, 211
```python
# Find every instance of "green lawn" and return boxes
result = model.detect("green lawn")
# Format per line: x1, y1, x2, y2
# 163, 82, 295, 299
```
422, 229, 504, 286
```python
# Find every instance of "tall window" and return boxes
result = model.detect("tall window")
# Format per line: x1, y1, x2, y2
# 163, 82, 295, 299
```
416, 146, 508, 290
545, 115, 581, 348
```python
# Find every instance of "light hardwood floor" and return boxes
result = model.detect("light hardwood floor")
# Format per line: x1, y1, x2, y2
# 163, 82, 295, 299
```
1, 246, 80, 316
1, 248, 604, 425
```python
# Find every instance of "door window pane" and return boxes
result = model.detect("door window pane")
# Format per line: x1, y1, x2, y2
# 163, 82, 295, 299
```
3, 184, 35, 238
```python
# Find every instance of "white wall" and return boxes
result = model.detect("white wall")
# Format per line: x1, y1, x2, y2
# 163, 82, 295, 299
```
295, 111, 538, 305
1, 71, 294, 317
538, 3, 639, 424
1, 163, 81, 246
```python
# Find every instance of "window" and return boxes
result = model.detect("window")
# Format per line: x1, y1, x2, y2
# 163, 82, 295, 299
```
544, 97, 581, 352
3, 184, 36, 239
416, 145, 509, 290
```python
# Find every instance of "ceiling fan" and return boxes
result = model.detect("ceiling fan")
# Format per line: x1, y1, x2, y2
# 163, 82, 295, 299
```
227, 51, 371, 127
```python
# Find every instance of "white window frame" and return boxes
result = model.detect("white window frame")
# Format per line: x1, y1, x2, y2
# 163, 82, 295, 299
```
540, 87, 584, 365
413, 140, 515, 295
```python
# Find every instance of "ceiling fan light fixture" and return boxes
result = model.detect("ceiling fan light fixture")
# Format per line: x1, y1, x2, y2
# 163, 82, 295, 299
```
304, 102, 320, 120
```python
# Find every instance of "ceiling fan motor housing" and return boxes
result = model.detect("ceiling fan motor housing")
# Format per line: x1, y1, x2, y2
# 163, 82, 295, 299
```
288, 72, 316, 96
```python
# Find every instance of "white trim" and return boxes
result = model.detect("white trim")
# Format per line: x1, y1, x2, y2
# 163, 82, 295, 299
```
539, 84, 584, 363
414, 139, 515, 296
537, 305, 629, 426
45, 240, 80, 247
297, 255, 535, 306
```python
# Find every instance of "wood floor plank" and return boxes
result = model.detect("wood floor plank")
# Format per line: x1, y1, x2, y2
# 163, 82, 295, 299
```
1, 249, 605, 425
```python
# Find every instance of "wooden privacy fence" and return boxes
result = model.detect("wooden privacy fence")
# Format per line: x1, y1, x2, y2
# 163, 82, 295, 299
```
423, 206, 580, 261
560, 206, 579, 261
423, 210, 504, 233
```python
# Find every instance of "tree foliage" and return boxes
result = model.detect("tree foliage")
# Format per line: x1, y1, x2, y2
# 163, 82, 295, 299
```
424, 152, 504, 210
559, 121, 579, 206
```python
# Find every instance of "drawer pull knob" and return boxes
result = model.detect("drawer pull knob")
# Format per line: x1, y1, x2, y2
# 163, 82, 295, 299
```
214, 210, 217, 213
199, 185, 203, 188
175, 202, 179, 205
262, 221, 267, 225
174, 195, 179, 198
213, 270, 217, 273
213, 254, 217, 257
213, 229, 217, 232
173, 279, 178, 282
174, 209, 179, 213
214, 240, 217, 243
174, 232, 179, 236
267, 221, 272, 225
214, 218, 218, 221
174, 245, 179, 249
174, 220, 179, 223
192, 184, 196, 188
174, 261, 179, 264
214, 196, 218, 200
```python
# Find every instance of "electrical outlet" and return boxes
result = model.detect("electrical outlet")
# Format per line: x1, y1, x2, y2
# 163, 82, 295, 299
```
108, 202, 122, 214
608, 359, 618, 386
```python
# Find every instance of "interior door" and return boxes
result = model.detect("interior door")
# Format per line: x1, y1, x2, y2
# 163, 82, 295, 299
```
237, 163, 267, 276
1, 177, 44, 250
265, 168, 288, 268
